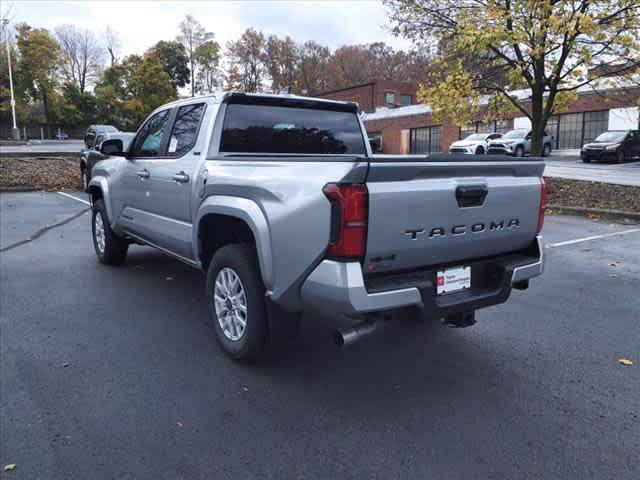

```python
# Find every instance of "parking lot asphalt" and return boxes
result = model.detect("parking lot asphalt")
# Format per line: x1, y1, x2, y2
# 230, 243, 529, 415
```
1, 192, 639, 479
544, 156, 640, 186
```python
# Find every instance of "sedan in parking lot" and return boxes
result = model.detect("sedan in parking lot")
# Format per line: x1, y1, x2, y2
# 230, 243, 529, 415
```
580, 130, 640, 163
448, 132, 503, 155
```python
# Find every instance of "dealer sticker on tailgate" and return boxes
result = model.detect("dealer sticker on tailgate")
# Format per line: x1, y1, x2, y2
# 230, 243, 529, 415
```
437, 266, 471, 295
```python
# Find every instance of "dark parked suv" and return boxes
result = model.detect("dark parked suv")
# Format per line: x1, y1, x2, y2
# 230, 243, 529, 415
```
581, 130, 640, 163
84, 125, 118, 149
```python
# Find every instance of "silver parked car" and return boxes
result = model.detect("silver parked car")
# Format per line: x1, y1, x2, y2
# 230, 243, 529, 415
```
487, 129, 554, 157
87, 92, 545, 361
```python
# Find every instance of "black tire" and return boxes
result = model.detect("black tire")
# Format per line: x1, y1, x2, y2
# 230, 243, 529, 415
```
81, 167, 90, 193
616, 150, 625, 163
514, 145, 524, 157
92, 199, 128, 265
206, 243, 269, 362
582, 157, 591, 163
542, 144, 551, 157
475, 146, 484, 155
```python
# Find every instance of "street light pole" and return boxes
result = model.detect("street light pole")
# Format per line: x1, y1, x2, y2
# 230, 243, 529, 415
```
2, 18, 19, 139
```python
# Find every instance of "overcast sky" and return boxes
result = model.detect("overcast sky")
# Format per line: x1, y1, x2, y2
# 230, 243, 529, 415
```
2, 0, 414, 54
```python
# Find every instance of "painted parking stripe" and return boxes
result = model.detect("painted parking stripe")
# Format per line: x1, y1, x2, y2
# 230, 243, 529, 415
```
546, 229, 640, 248
57, 191, 91, 206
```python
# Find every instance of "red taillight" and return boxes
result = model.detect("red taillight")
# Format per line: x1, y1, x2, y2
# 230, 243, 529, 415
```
322, 183, 368, 260
537, 177, 546, 233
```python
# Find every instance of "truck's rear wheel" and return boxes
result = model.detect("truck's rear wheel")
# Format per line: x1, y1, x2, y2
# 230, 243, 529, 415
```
207, 243, 268, 362
92, 199, 128, 265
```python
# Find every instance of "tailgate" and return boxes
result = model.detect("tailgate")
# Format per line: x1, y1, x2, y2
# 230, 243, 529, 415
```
364, 157, 545, 274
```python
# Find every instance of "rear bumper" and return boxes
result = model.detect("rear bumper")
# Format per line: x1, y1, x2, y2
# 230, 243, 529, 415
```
300, 235, 544, 317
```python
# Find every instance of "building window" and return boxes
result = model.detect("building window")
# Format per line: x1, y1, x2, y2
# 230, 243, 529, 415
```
368, 132, 383, 153
548, 110, 609, 149
459, 119, 513, 139
410, 125, 442, 154
582, 110, 609, 144
400, 94, 412, 106
384, 91, 396, 105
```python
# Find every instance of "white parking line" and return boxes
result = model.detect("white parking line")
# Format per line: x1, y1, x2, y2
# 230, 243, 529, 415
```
57, 191, 91, 206
546, 228, 640, 248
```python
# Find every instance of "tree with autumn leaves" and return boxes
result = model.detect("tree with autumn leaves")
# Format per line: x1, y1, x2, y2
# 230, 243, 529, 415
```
386, 0, 640, 154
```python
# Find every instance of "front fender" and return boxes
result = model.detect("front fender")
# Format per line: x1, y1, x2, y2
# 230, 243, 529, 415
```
194, 196, 273, 290
87, 176, 113, 225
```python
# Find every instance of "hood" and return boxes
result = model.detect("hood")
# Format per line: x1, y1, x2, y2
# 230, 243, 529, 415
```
450, 140, 482, 147
583, 142, 618, 149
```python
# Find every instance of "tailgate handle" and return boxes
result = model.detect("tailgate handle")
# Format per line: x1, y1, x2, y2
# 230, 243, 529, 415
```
456, 184, 488, 207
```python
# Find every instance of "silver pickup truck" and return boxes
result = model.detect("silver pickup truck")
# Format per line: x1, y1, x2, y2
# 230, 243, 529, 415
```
88, 92, 546, 361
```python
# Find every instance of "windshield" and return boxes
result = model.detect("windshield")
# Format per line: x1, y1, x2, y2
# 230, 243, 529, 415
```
503, 130, 527, 139
594, 131, 627, 143
220, 104, 366, 154
464, 133, 488, 141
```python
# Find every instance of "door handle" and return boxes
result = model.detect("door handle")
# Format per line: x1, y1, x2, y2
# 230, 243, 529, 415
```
172, 172, 190, 183
455, 184, 488, 207
136, 169, 150, 179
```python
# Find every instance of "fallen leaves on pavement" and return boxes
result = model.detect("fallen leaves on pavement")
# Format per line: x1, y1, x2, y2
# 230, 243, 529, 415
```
4, 464, 16, 471
618, 358, 633, 366
1, 157, 81, 191
545, 177, 640, 215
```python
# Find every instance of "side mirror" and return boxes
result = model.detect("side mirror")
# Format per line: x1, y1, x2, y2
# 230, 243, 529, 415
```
100, 139, 124, 156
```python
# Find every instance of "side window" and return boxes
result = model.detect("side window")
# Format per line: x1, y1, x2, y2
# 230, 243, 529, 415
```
129, 110, 172, 157
384, 91, 395, 105
167, 103, 206, 155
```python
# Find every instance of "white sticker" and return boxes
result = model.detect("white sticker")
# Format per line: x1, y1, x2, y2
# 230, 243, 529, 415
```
168, 136, 178, 153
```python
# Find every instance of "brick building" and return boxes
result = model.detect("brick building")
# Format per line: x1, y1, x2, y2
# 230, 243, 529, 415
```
317, 81, 417, 113
318, 81, 640, 154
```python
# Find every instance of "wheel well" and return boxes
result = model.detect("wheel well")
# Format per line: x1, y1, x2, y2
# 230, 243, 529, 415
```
89, 187, 102, 205
198, 214, 256, 270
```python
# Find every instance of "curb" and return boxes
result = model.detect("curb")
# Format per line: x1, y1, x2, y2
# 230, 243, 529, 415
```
547, 204, 640, 221
0, 151, 80, 157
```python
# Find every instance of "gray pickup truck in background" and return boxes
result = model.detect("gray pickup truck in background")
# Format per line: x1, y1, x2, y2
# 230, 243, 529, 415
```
88, 92, 546, 361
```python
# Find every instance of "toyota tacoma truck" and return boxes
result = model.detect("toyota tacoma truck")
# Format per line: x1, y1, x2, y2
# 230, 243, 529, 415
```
88, 92, 546, 361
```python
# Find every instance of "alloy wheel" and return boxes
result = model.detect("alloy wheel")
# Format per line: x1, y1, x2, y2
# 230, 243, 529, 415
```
94, 212, 106, 254
214, 267, 248, 341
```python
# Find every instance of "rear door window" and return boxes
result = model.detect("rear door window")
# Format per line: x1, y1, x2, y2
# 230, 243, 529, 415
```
220, 104, 366, 155
168, 103, 206, 155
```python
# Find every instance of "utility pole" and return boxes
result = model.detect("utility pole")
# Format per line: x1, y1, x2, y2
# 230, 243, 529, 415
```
2, 18, 19, 140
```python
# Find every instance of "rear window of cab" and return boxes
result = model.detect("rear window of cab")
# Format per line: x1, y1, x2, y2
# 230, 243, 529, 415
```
219, 104, 366, 155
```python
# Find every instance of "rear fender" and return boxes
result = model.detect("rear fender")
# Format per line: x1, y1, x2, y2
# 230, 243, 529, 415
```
194, 196, 273, 290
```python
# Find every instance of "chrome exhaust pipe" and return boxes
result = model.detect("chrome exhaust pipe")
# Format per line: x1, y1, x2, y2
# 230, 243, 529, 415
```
334, 320, 379, 348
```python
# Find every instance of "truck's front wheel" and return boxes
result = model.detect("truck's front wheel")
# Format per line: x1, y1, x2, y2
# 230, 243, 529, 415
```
207, 244, 268, 362
92, 199, 128, 265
